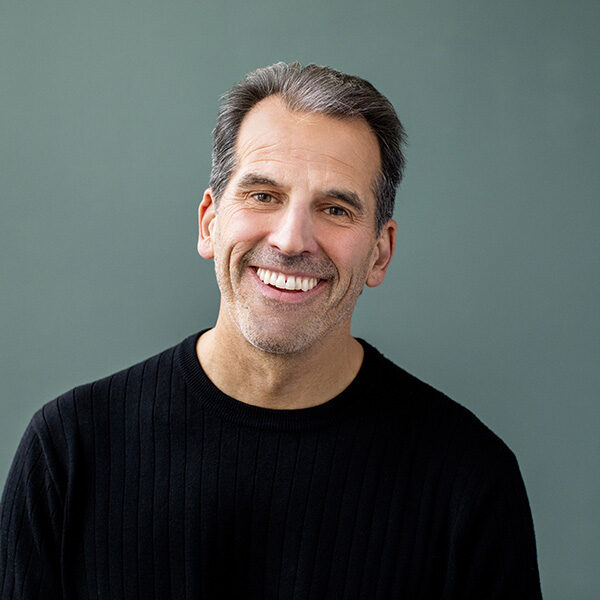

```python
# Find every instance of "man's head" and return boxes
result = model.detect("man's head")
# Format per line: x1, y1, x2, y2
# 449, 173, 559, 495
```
198, 63, 406, 355
209, 62, 406, 236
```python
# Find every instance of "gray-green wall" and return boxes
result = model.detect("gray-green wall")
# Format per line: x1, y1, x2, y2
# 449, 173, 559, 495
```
1, 1, 598, 597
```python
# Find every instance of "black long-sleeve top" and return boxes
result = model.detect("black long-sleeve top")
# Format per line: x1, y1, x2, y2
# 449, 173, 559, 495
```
0, 330, 542, 598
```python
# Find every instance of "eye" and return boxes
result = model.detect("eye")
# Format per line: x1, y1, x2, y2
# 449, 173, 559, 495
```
251, 192, 275, 203
324, 205, 349, 217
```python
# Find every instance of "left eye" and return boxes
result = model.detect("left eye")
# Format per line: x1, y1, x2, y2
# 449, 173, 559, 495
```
324, 206, 348, 216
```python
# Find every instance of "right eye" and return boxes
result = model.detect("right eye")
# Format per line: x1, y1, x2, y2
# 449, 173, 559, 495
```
251, 193, 274, 203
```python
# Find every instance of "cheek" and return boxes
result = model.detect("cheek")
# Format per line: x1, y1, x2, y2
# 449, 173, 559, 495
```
322, 234, 369, 268
215, 211, 270, 271
220, 209, 271, 243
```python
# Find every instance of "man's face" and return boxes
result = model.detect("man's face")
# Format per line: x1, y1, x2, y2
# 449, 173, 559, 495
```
198, 95, 395, 354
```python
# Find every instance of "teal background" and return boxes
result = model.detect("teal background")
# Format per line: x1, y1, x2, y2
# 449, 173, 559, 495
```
1, 1, 599, 597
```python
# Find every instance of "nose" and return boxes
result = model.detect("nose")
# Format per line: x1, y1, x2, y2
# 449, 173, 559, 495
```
266, 200, 319, 256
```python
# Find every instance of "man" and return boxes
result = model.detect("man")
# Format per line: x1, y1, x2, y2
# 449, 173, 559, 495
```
0, 62, 542, 598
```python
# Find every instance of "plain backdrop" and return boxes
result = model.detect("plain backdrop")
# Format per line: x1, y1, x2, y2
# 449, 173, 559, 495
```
1, 1, 599, 598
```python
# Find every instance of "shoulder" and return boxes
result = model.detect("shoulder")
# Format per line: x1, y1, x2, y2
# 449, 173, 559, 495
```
361, 339, 518, 474
38, 339, 172, 413
27, 334, 190, 466
17, 335, 193, 495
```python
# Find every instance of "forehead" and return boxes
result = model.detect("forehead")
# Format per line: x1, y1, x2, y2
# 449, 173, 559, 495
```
232, 95, 381, 198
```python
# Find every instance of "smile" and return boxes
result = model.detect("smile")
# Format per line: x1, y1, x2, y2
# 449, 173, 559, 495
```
255, 267, 319, 292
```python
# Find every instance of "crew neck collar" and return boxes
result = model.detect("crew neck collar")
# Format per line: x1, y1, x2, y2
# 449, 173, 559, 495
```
174, 329, 381, 431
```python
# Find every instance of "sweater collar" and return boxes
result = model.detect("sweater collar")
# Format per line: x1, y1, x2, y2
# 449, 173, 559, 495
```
175, 329, 381, 431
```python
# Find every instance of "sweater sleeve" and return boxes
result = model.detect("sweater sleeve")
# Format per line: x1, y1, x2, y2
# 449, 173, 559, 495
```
0, 415, 63, 599
443, 446, 543, 599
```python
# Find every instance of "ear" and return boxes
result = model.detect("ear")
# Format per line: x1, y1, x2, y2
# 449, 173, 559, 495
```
366, 219, 396, 287
197, 188, 217, 259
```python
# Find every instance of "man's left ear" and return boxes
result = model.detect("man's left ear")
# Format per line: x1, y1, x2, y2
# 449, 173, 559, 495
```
366, 219, 397, 287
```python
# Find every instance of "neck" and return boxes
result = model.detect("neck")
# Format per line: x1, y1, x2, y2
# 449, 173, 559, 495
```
196, 315, 364, 410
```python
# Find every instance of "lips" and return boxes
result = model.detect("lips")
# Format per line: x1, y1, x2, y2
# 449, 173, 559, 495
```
248, 266, 327, 303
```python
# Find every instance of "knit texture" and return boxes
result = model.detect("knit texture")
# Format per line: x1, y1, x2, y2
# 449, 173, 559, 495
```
0, 331, 542, 599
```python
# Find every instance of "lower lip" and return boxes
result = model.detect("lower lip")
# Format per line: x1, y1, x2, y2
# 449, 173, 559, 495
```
248, 267, 327, 303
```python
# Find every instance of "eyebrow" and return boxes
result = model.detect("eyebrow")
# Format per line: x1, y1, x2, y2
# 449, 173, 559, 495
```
236, 172, 366, 215
324, 189, 365, 215
237, 173, 279, 188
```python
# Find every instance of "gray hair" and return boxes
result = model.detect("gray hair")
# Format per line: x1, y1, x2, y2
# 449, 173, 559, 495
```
209, 61, 407, 235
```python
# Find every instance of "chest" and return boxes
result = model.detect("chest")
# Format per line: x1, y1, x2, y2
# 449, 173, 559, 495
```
62, 414, 455, 599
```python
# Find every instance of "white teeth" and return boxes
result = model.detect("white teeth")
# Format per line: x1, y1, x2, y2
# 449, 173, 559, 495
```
255, 268, 319, 292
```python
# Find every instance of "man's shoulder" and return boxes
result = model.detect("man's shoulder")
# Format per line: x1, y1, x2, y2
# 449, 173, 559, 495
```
31, 334, 190, 439
364, 340, 516, 465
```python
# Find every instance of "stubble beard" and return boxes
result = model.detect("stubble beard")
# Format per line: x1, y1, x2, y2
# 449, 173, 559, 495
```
213, 250, 370, 356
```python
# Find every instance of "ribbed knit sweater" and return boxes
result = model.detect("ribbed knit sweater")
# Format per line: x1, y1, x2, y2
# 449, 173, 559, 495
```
0, 330, 542, 599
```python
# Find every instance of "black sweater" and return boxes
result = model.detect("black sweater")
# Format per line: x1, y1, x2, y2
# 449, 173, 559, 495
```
0, 331, 542, 599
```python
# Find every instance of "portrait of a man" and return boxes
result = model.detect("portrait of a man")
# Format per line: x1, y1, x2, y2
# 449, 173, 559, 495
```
0, 62, 543, 598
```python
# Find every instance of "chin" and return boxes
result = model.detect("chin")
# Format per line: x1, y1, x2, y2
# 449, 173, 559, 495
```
237, 320, 321, 355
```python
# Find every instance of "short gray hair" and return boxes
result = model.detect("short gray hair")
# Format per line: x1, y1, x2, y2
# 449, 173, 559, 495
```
209, 62, 407, 235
